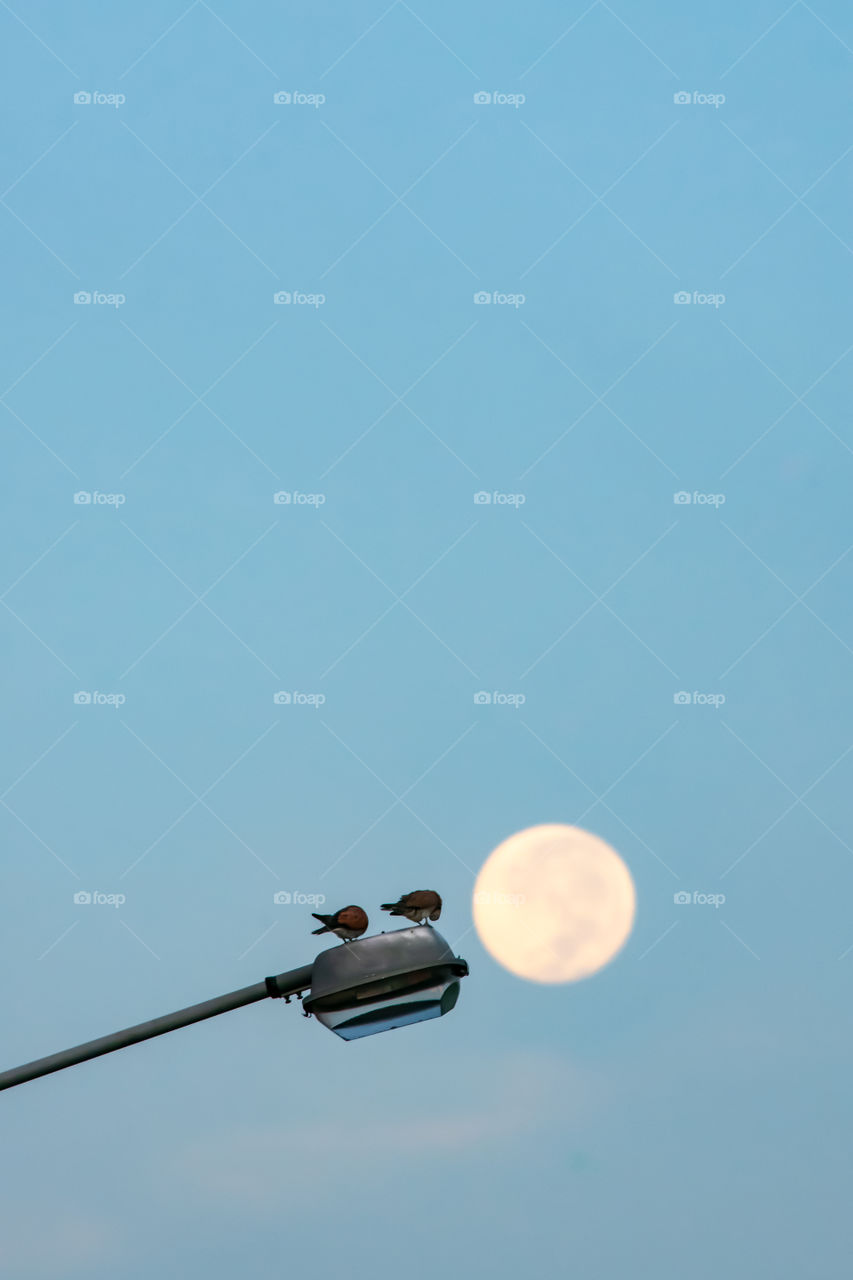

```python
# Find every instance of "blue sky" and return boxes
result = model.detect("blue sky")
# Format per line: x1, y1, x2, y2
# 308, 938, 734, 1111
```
2, 1, 853, 1275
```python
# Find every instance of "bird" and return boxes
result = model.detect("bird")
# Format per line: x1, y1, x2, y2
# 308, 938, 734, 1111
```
311, 905, 368, 942
380, 890, 442, 925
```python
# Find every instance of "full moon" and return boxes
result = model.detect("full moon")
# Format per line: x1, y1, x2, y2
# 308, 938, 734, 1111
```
473, 824, 636, 983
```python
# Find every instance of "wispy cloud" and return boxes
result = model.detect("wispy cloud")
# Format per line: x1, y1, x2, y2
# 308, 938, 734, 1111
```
174, 1050, 595, 1208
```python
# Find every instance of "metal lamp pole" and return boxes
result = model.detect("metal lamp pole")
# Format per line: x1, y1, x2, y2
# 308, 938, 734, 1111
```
0, 926, 470, 1090
0, 964, 313, 1093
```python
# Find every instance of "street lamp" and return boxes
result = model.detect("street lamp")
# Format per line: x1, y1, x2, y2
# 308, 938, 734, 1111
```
0, 927, 469, 1092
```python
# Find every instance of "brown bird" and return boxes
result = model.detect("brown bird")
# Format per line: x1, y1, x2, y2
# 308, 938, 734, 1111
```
311, 905, 368, 942
380, 890, 442, 925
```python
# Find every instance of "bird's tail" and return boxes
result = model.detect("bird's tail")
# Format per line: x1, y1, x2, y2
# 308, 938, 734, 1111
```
312, 913, 330, 934
380, 903, 399, 912
311, 925, 329, 934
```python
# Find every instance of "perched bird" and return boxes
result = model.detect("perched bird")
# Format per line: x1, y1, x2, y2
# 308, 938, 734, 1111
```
311, 905, 369, 942
380, 890, 442, 925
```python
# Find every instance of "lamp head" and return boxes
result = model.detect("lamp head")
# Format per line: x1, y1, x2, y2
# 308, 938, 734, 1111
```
303, 926, 469, 1040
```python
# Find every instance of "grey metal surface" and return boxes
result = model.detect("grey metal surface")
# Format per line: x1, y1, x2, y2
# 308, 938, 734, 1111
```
0, 963, 314, 1092
304, 926, 468, 1007
0, 930, 470, 1090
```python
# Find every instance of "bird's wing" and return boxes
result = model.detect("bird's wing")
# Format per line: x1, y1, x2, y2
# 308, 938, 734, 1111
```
402, 890, 437, 909
337, 906, 367, 930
